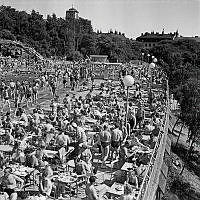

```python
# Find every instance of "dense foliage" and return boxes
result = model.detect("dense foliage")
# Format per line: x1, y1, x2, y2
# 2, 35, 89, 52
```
150, 39, 200, 150
0, 6, 143, 61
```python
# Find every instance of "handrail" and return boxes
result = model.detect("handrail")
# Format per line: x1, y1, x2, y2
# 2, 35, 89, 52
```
136, 80, 169, 200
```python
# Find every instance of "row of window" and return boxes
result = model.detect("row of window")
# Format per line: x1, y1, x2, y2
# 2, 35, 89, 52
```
144, 43, 156, 47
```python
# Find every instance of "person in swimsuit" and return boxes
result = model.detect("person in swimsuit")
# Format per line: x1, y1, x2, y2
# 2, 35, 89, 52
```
111, 123, 123, 160
39, 171, 53, 196
126, 168, 139, 189
85, 176, 99, 200
120, 183, 135, 200
99, 124, 111, 168
0, 167, 24, 200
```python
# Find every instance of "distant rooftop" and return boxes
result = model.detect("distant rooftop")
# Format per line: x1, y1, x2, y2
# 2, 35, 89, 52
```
175, 36, 200, 43
136, 30, 178, 42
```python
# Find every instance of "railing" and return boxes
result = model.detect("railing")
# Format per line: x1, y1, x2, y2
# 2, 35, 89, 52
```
136, 81, 170, 200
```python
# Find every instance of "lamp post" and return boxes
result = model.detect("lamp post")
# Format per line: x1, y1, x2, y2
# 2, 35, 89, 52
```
149, 62, 156, 88
123, 75, 135, 131
152, 55, 155, 62
153, 57, 157, 63
141, 53, 144, 64
147, 54, 150, 63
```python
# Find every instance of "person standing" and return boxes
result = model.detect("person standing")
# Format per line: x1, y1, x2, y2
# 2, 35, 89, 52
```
99, 124, 111, 168
32, 82, 39, 104
2, 86, 11, 112
111, 123, 123, 160
9, 80, 16, 100
62, 73, 67, 88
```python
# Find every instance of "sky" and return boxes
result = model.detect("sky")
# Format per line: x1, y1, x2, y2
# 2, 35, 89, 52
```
1, 0, 200, 39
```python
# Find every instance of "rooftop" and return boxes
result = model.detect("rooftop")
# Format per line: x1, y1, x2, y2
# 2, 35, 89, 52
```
68, 7, 79, 13
137, 33, 176, 39
136, 31, 178, 42
175, 36, 200, 43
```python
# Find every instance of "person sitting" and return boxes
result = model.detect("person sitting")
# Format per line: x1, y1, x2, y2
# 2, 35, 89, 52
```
0, 152, 9, 169
39, 171, 53, 197
85, 176, 99, 200
74, 157, 90, 177
44, 165, 54, 179
13, 124, 25, 140
4, 129, 15, 146
3, 117, 13, 131
12, 148, 25, 164
45, 128, 55, 147
0, 167, 24, 200
29, 146, 48, 168
125, 168, 139, 189
122, 136, 150, 162
19, 108, 28, 127
120, 183, 135, 200
32, 109, 41, 125
79, 144, 93, 174
136, 161, 147, 185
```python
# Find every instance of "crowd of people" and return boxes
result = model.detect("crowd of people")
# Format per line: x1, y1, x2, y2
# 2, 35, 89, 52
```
0, 56, 168, 200
0, 58, 96, 113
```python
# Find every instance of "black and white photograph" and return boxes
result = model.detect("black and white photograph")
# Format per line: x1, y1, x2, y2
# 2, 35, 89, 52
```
0, 0, 199, 200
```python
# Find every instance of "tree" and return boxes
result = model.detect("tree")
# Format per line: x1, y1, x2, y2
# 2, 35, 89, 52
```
69, 51, 83, 61
79, 34, 97, 56
0, 5, 144, 60
0, 29, 16, 40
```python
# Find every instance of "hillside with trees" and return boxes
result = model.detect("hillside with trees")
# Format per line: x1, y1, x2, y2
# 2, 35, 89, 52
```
0, 5, 143, 61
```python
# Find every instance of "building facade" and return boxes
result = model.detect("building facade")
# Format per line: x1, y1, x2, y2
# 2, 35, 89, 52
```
136, 30, 179, 49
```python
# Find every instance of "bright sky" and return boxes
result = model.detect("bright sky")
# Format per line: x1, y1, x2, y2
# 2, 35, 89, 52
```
1, 0, 200, 39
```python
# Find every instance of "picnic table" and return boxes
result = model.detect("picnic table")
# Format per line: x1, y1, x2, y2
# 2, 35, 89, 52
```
11, 164, 35, 177
57, 172, 78, 184
55, 172, 78, 197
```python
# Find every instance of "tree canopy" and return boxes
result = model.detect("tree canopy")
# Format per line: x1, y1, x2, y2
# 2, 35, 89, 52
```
150, 39, 200, 148
0, 5, 143, 61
